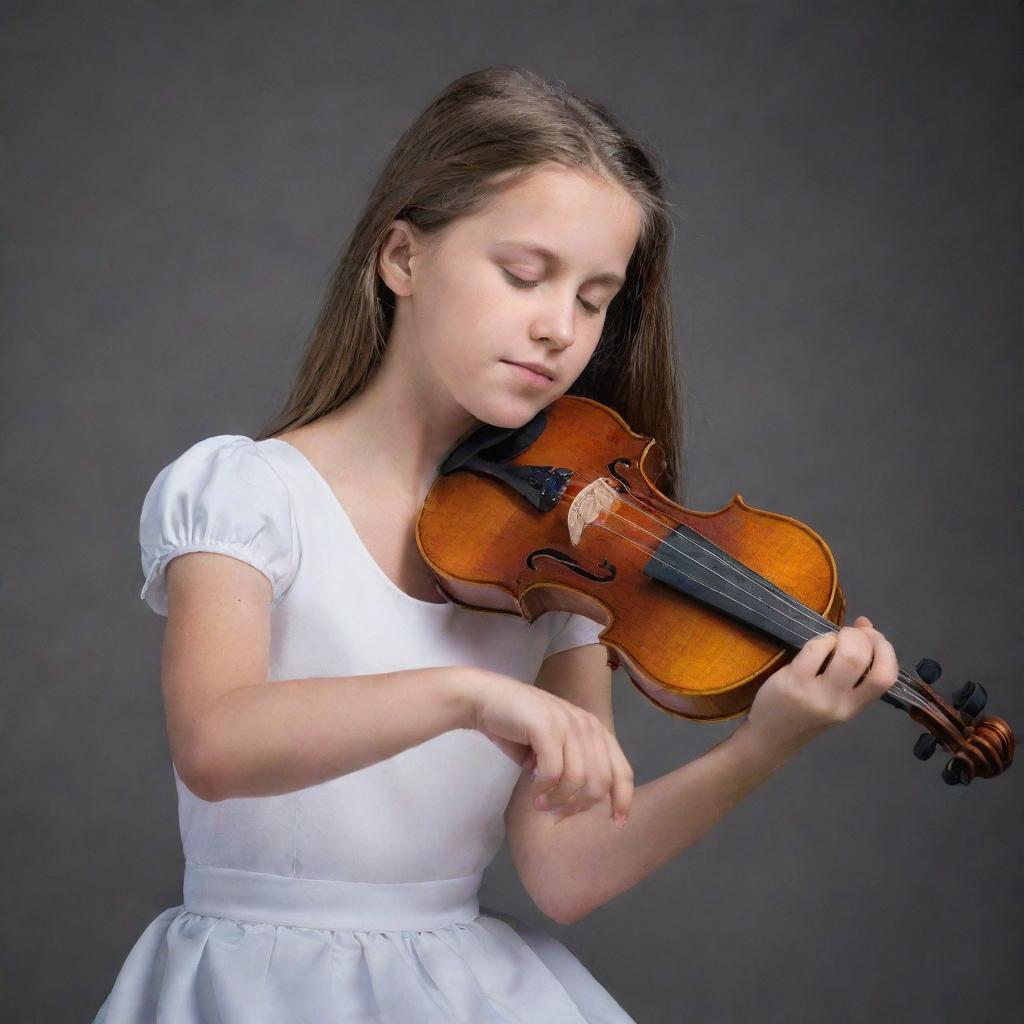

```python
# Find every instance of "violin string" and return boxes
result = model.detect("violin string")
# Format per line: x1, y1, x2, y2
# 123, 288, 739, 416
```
568, 460, 848, 640
559, 460, 897, 647
560, 459, 847, 639
553, 463, 934, 717
580, 513, 933, 717
587, 515, 932, 717
560, 463, 935, 716
571, 466, 940, 718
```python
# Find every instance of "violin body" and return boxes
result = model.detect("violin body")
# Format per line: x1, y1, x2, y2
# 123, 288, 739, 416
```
416, 395, 1013, 782
418, 396, 843, 722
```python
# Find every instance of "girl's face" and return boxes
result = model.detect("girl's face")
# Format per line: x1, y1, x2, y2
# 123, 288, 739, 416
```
387, 163, 644, 429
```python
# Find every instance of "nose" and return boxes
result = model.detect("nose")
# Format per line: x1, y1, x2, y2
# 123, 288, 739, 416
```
529, 288, 576, 351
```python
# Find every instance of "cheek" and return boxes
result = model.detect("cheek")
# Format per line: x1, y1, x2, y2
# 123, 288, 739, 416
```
568, 331, 603, 373
435, 266, 515, 359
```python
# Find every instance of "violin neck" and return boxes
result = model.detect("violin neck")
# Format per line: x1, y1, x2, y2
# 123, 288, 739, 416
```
641, 520, 920, 712
643, 521, 833, 649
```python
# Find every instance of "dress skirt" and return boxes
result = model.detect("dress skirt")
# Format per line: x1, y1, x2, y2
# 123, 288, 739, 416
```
92, 862, 636, 1023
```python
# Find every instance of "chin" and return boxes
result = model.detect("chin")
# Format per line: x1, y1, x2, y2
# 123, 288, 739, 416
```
462, 391, 552, 430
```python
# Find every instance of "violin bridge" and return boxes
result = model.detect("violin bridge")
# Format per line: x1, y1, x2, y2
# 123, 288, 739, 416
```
567, 477, 621, 546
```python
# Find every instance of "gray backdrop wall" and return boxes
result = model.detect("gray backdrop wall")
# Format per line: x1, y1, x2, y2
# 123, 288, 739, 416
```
3, 2, 1020, 1021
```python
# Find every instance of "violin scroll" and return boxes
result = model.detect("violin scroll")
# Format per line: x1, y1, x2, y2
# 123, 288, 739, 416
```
939, 714, 1015, 786
904, 659, 1014, 785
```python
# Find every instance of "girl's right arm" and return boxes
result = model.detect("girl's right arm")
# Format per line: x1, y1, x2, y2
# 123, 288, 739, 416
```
162, 550, 632, 808
163, 550, 480, 801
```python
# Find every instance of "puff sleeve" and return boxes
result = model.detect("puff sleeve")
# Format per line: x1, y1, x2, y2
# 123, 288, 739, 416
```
542, 609, 606, 660
138, 435, 301, 616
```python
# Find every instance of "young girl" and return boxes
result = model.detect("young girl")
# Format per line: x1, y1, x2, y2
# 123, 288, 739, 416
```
93, 65, 897, 1023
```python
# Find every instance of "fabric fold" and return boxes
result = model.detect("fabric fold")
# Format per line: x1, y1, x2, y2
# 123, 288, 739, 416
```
92, 866, 634, 1023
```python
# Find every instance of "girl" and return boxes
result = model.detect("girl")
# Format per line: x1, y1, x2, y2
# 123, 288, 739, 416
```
93, 66, 897, 1023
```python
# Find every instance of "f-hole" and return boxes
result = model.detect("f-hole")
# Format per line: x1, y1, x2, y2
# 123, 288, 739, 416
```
526, 549, 617, 583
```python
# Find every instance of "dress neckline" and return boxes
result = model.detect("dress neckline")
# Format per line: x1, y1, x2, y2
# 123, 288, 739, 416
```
261, 437, 452, 611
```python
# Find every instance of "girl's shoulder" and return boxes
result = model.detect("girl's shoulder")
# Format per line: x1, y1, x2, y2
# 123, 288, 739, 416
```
146, 433, 289, 494
138, 433, 300, 616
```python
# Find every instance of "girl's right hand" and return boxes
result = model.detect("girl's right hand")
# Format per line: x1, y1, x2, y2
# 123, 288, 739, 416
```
468, 670, 634, 826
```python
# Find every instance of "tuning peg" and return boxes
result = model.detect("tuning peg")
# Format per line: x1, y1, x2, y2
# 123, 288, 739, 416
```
913, 733, 938, 760
916, 658, 942, 684
952, 680, 987, 718
942, 758, 969, 786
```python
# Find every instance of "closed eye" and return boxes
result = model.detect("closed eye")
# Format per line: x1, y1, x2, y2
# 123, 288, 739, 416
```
501, 269, 602, 316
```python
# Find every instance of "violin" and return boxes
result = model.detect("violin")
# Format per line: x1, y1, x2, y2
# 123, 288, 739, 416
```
416, 395, 1014, 787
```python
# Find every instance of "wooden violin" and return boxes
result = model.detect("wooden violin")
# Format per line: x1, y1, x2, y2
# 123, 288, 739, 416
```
415, 395, 1014, 786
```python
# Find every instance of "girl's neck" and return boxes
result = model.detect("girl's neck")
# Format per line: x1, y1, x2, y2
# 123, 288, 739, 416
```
313, 331, 480, 503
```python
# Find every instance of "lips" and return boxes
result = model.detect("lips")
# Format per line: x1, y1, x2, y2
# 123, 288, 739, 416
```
503, 360, 555, 381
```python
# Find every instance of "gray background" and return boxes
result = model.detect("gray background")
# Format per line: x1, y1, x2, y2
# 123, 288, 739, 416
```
3, 2, 1021, 1021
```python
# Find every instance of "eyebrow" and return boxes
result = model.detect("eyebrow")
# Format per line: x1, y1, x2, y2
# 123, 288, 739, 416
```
496, 238, 625, 288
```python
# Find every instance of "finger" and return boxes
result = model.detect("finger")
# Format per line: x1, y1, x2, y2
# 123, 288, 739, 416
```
857, 634, 898, 699
849, 627, 884, 689
603, 728, 635, 827
851, 628, 881, 687
551, 724, 631, 826
791, 632, 839, 676
821, 626, 874, 690
544, 716, 606, 819
578, 716, 613, 806
531, 729, 565, 797
550, 719, 613, 822
854, 615, 873, 629
563, 717, 604, 809
536, 720, 586, 810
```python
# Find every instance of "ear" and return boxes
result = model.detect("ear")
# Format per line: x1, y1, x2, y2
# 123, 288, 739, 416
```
377, 218, 427, 297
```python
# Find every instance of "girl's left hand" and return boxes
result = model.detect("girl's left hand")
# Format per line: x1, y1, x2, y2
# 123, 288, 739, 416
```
739, 615, 899, 755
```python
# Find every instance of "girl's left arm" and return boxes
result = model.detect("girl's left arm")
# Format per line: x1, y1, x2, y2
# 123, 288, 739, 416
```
505, 647, 830, 927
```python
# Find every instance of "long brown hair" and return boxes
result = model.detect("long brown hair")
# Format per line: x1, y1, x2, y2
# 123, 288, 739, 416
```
255, 65, 684, 500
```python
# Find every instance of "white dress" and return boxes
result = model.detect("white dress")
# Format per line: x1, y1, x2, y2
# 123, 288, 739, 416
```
93, 434, 636, 1023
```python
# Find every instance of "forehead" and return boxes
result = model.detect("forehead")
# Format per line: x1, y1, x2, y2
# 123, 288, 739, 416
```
452, 164, 643, 270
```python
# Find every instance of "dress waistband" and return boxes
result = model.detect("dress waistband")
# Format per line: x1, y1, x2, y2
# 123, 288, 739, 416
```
182, 861, 483, 931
